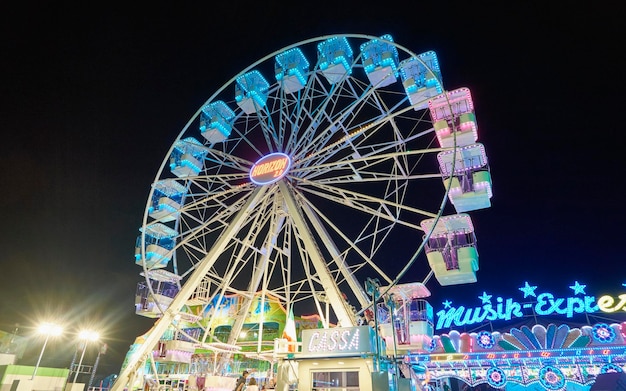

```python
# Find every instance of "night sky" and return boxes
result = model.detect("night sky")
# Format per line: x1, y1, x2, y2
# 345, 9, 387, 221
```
1, 2, 623, 379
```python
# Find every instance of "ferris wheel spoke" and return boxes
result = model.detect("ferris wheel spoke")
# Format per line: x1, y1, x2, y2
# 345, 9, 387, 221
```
294, 177, 437, 224
283, 73, 339, 152
287, 76, 359, 154
292, 82, 384, 161
294, 188, 400, 281
293, 107, 433, 174
293, 148, 442, 184
205, 148, 255, 171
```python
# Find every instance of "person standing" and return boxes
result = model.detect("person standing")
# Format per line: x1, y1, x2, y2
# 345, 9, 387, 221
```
247, 377, 259, 391
234, 370, 249, 391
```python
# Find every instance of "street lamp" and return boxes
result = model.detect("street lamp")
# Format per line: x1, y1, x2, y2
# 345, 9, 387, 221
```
71, 330, 100, 384
32, 322, 63, 380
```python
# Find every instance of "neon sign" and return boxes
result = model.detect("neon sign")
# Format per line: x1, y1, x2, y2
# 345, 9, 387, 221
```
598, 294, 626, 313
249, 153, 291, 185
301, 326, 374, 356
410, 346, 626, 363
435, 281, 608, 330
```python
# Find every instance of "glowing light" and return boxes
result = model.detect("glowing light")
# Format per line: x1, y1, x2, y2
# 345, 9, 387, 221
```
436, 283, 607, 330
570, 281, 587, 295
199, 101, 235, 143
302, 326, 373, 356
597, 293, 626, 313
249, 153, 291, 185
32, 322, 63, 380
275, 48, 309, 93
478, 292, 492, 304
317, 36, 353, 83
592, 323, 616, 343
235, 70, 269, 114
519, 282, 538, 298
72, 330, 100, 384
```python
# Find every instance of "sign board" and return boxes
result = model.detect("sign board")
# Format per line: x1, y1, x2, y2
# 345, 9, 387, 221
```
301, 326, 375, 357
249, 153, 291, 185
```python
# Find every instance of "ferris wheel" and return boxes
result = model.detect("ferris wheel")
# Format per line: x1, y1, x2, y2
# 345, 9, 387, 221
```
119, 33, 492, 388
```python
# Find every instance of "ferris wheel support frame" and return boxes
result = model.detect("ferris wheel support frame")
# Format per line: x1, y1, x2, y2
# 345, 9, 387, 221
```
279, 181, 357, 327
111, 187, 268, 391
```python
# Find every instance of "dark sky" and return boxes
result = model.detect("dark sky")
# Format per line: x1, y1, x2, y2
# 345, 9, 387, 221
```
1, 2, 624, 378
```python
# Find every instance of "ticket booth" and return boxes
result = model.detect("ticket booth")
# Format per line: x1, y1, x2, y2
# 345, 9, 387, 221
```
282, 326, 408, 391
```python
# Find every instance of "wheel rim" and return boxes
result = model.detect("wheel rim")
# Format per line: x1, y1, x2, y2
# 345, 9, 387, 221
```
135, 33, 449, 371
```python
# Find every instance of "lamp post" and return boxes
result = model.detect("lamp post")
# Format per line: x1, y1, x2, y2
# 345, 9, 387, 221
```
32, 322, 63, 380
71, 330, 100, 384
87, 343, 107, 390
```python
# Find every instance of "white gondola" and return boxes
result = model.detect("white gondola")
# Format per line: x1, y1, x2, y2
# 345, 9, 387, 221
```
148, 179, 187, 222
169, 137, 208, 178
429, 87, 478, 148
135, 223, 177, 269
360, 34, 399, 88
438, 143, 492, 212
275, 48, 309, 94
200, 100, 235, 144
400, 51, 443, 110
420, 214, 479, 286
378, 283, 434, 353
135, 270, 181, 318
235, 70, 269, 114
318, 36, 353, 84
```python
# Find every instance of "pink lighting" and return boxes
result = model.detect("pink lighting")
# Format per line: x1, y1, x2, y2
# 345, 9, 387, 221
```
429, 88, 479, 148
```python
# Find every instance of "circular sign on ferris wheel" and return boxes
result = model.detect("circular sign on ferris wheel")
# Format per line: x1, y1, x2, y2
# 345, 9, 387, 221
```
249, 152, 291, 185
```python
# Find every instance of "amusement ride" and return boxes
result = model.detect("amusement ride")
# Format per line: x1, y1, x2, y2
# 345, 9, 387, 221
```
113, 33, 497, 391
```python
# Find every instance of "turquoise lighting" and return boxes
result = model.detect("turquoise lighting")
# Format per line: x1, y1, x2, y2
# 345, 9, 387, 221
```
235, 70, 269, 112
519, 281, 538, 298
486, 367, 506, 388
275, 48, 309, 88
359, 34, 399, 76
601, 363, 623, 373
134, 223, 177, 266
317, 36, 353, 76
479, 292, 492, 304
150, 179, 187, 215
436, 282, 609, 330
538, 365, 566, 390
400, 51, 442, 92
592, 323, 616, 343
570, 281, 587, 295
200, 101, 235, 141
400, 51, 443, 109
169, 137, 208, 177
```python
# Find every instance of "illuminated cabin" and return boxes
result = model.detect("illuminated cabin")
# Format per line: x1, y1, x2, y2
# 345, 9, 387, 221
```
199, 100, 235, 144
437, 143, 492, 212
148, 179, 187, 222
275, 48, 310, 94
377, 282, 434, 353
135, 223, 178, 269
420, 214, 479, 286
359, 34, 399, 88
400, 51, 443, 111
169, 137, 208, 178
154, 320, 200, 364
235, 70, 269, 114
135, 269, 181, 318
317, 36, 353, 84
428, 87, 478, 148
